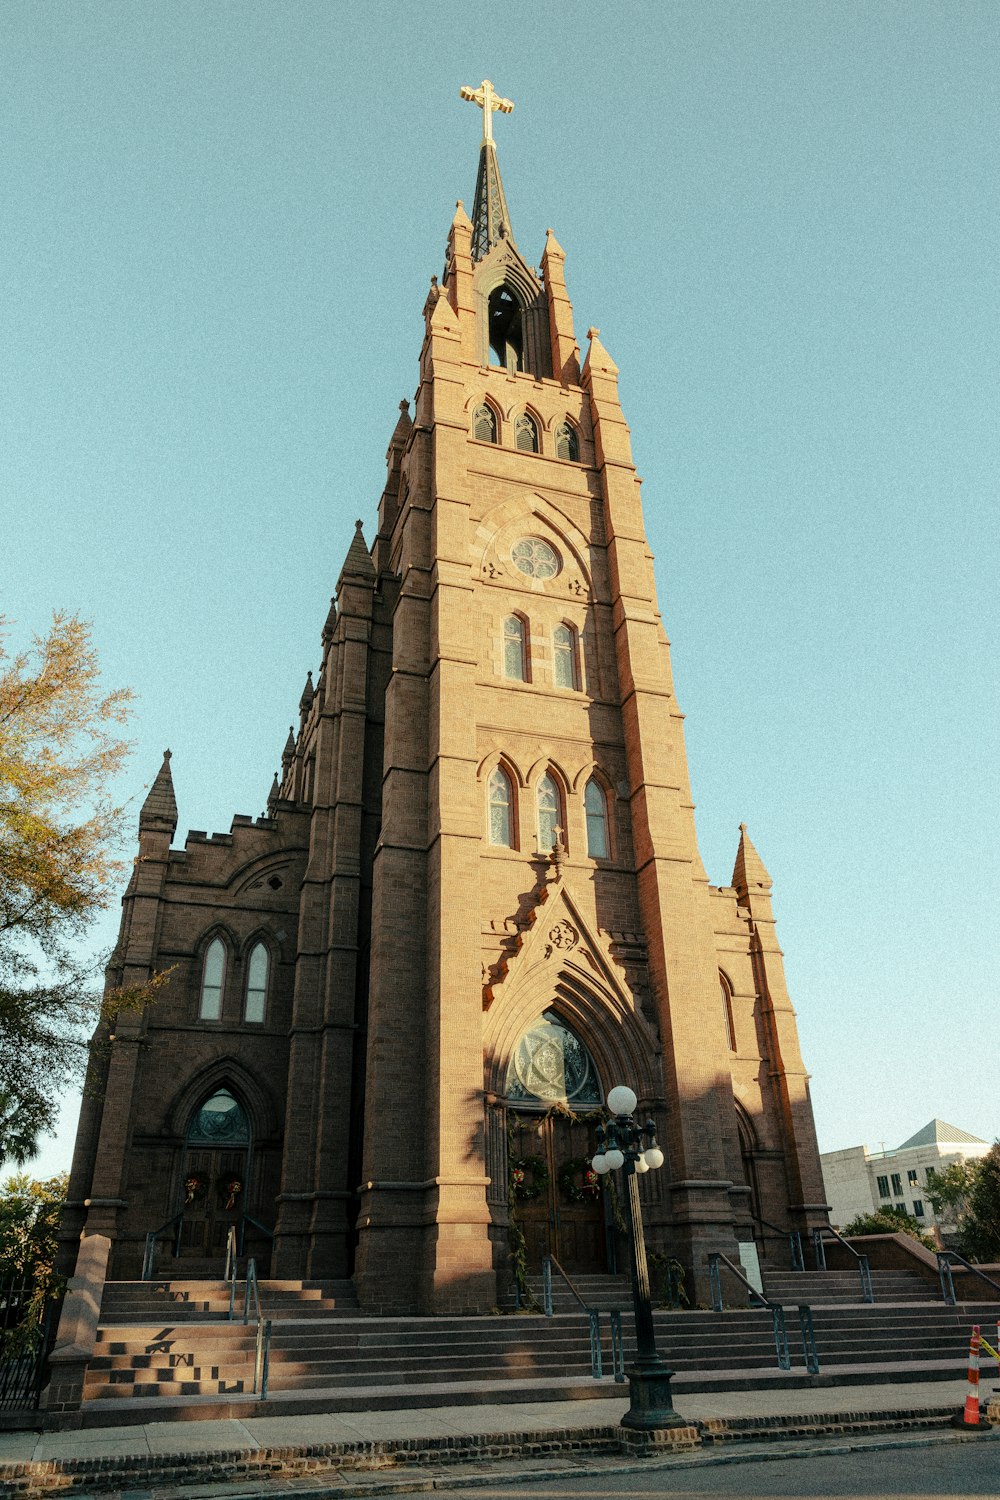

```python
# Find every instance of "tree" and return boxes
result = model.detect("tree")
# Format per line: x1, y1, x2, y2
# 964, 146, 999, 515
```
924, 1159, 980, 1229
0, 1172, 68, 1353
842, 1207, 936, 1251
0, 613, 133, 1165
960, 1143, 1000, 1262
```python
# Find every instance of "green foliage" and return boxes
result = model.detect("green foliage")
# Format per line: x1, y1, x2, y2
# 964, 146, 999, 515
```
842, 1207, 936, 1250
925, 1160, 979, 1222
0, 613, 162, 1166
961, 1143, 1000, 1261
0, 1172, 68, 1354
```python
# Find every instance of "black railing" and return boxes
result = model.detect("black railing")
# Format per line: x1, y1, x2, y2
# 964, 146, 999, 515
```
812, 1226, 874, 1302
541, 1254, 625, 1382
749, 1213, 805, 1271
141, 1212, 185, 1280
0, 1280, 59, 1413
708, 1252, 792, 1370
937, 1250, 1000, 1306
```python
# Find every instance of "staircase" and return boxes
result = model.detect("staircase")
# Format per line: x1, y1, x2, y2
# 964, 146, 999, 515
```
761, 1268, 936, 1306
66, 1273, 1000, 1427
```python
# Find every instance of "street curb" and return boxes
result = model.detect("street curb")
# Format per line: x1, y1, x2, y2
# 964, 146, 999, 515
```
0, 1404, 991, 1498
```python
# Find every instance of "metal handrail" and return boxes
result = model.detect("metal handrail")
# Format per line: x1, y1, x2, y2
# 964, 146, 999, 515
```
239, 1258, 270, 1398
541, 1255, 624, 1382
708, 1252, 791, 1370
237, 1214, 276, 1255
141, 1212, 185, 1281
749, 1213, 805, 1271
224, 1225, 238, 1284
937, 1250, 1000, 1306
813, 1226, 874, 1302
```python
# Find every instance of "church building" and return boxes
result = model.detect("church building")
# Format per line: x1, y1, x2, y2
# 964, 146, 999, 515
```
61, 84, 830, 1313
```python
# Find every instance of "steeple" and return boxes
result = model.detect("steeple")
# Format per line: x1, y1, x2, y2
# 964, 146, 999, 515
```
460, 79, 516, 261
732, 823, 773, 893
139, 749, 177, 835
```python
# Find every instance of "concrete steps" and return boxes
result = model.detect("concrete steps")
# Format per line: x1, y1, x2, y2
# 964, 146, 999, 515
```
99, 1279, 359, 1324
761, 1269, 936, 1305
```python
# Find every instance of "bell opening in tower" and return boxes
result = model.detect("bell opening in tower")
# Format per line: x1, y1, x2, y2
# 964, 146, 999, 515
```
488, 284, 523, 371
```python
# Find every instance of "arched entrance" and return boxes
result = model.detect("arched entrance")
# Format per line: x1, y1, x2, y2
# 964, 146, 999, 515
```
179, 1089, 250, 1260
505, 1012, 607, 1273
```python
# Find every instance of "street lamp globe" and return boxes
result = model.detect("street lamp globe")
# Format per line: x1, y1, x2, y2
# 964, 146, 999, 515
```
607, 1085, 638, 1116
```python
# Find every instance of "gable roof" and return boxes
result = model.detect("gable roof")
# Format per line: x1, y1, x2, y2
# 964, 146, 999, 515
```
897, 1118, 987, 1150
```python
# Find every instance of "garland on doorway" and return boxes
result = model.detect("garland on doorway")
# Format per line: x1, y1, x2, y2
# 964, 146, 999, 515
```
557, 1156, 600, 1202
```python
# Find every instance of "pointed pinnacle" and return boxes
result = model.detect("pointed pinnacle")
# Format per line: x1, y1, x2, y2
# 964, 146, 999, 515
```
732, 824, 772, 892
338, 519, 376, 587
139, 749, 178, 833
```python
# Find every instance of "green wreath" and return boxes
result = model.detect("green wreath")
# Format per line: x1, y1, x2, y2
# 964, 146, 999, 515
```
510, 1155, 549, 1202
558, 1157, 601, 1203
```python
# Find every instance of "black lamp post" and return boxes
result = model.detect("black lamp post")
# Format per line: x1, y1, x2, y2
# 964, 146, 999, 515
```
593, 1084, 685, 1431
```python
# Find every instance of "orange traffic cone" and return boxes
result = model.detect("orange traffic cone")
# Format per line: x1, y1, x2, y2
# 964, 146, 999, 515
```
953, 1325, 981, 1427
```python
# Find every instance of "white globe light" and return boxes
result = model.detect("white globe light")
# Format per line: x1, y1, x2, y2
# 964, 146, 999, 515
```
606, 1085, 637, 1117
643, 1146, 664, 1170
634, 1154, 650, 1173
592, 1153, 609, 1174
605, 1148, 625, 1171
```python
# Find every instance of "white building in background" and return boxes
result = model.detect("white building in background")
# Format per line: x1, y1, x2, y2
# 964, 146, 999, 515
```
821, 1119, 992, 1238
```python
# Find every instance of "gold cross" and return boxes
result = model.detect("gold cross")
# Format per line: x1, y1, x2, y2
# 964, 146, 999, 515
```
459, 79, 514, 145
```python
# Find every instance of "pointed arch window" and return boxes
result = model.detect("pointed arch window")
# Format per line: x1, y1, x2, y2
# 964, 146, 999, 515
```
721, 973, 737, 1052
474, 404, 498, 443
488, 285, 523, 372
199, 938, 226, 1021
505, 1012, 601, 1107
553, 623, 578, 690
515, 413, 539, 453
503, 614, 528, 682
537, 774, 561, 852
244, 942, 269, 1024
188, 1088, 249, 1145
488, 766, 514, 848
584, 778, 609, 859
555, 422, 579, 462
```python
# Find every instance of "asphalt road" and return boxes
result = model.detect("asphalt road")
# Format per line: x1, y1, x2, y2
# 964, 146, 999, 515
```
384, 1432, 1000, 1499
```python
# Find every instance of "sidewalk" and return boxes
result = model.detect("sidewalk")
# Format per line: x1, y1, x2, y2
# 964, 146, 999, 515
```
0, 1376, 992, 1477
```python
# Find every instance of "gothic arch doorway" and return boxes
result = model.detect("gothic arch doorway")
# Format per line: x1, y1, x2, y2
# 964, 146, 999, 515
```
179, 1088, 251, 1261
505, 1012, 608, 1272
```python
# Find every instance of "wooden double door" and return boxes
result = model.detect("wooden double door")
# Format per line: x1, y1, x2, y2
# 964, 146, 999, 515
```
510, 1111, 607, 1272
178, 1147, 247, 1259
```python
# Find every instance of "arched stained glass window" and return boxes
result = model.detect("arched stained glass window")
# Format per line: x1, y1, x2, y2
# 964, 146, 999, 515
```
584, 778, 609, 859
199, 938, 225, 1020
474, 404, 498, 443
553, 623, 577, 690
488, 766, 514, 847
245, 942, 269, 1024
505, 1013, 601, 1106
188, 1089, 250, 1144
555, 422, 579, 462
537, 774, 561, 852
515, 413, 539, 453
503, 615, 527, 681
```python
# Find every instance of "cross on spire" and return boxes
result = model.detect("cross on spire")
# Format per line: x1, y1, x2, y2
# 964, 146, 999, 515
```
459, 79, 514, 145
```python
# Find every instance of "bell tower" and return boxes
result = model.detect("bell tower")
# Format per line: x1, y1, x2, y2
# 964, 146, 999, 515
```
352, 83, 828, 1314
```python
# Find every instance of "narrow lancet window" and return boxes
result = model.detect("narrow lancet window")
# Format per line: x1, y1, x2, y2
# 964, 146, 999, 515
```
515, 413, 539, 453
555, 423, 579, 462
584, 778, 609, 859
199, 938, 225, 1020
474, 404, 498, 443
537, 774, 561, 852
721, 974, 737, 1051
245, 942, 269, 1024
503, 615, 527, 681
488, 766, 514, 847
553, 623, 578, 689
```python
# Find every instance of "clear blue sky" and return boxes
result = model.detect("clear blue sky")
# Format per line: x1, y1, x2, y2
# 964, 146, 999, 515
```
3, 1, 997, 1177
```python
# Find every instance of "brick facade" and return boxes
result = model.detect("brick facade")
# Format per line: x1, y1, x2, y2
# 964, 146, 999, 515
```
59, 137, 829, 1311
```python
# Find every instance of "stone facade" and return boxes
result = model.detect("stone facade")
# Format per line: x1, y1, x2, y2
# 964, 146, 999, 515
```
60, 128, 829, 1311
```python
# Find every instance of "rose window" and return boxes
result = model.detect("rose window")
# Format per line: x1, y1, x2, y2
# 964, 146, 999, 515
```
511, 537, 559, 580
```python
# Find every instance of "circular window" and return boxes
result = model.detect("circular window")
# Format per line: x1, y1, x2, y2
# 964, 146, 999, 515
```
505, 1013, 601, 1106
512, 537, 559, 580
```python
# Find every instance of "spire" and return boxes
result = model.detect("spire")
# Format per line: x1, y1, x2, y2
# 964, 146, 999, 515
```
322, 595, 337, 645
299, 671, 315, 715
732, 823, 772, 893
337, 519, 376, 589
139, 749, 177, 834
267, 771, 279, 813
386, 398, 411, 461
282, 726, 295, 766
460, 79, 516, 261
